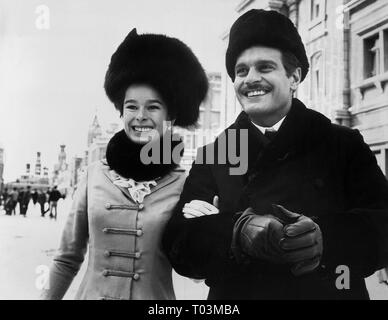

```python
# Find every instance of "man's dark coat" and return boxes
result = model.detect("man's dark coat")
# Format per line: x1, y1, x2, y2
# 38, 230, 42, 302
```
162, 99, 388, 300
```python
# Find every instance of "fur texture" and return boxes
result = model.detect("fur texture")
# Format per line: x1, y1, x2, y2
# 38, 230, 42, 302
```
105, 129, 184, 181
226, 9, 309, 82
105, 28, 208, 128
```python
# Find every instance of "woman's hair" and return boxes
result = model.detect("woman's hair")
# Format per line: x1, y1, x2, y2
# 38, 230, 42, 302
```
104, 29, 209, 128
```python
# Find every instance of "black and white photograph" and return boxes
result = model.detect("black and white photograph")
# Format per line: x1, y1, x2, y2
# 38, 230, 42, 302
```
1, 0, 388, 302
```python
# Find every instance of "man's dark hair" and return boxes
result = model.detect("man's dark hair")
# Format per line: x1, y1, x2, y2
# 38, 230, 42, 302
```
282, 51, 302, 78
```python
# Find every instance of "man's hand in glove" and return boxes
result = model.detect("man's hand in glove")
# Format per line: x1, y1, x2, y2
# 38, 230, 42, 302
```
273, 204, 323, 276
234, 207, 287, 264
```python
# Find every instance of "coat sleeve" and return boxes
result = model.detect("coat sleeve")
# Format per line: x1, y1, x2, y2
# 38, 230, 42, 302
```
162, 146, 239, 282
40, 170, 89, 300
318, 129, 388, 278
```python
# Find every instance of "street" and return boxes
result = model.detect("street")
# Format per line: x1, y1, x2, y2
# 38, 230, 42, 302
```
0, 198, 387, 300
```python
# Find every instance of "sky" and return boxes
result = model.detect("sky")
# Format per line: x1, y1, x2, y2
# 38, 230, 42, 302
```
0, 0, 238, 182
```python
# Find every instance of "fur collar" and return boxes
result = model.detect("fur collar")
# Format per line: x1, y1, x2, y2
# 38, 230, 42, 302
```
106, 129, 184, 181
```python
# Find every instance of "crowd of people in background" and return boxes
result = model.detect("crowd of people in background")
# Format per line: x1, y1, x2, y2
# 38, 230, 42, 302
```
0, 186, 64, 220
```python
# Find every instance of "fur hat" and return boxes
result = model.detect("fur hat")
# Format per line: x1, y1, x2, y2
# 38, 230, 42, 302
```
104, 28, 208, 128
226, 9, 309, 82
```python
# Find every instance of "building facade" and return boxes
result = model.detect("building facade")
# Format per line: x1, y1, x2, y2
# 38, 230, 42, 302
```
346, 0, 388, 175
221, 0, 388, 176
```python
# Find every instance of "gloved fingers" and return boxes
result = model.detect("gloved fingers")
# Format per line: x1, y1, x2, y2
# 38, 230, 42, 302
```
283, 244, 321, 264
280, 232, 317, 250
272, 204, 300, 224
283, 218, 317, 237
290, 255, 321, 276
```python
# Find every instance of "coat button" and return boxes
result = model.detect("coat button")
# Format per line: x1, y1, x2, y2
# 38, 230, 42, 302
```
102, 270, 109, 277
133, 273, 140, 280
105, 203, 111, 209
138, 203, 145, 210
135, 252, 141, 259
104, 250, 111, 257
136, 229, 143, 236
102, 228, 108, 233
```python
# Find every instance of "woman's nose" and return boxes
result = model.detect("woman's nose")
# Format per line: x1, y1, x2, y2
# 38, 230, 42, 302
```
135, 107, 147, 120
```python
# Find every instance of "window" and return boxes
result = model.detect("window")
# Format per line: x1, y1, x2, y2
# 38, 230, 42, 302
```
310, 52, 323, 102
210, 111, 220, 129
211, 90, 221, 111
310, 0, 325, 23
311, 0, 321, 20
364, 34, 381, 78
362, 26, 388, 79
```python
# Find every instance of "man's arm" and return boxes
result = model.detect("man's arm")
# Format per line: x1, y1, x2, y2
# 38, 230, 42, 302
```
317, 129, 388, 278
162, 146, 238, 282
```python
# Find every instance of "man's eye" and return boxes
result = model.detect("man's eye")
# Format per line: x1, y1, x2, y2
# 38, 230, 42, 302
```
235, 67, 248, 76
259, 65, 274, 72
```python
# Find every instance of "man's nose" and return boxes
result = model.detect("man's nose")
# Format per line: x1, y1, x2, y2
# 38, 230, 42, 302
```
244, 67, 262, 85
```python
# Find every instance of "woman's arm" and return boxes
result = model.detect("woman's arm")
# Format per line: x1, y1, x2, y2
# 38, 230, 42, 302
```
40, 171, 89, 300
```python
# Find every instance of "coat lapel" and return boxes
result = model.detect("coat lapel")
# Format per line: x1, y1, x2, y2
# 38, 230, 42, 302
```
100, 159, 180, 203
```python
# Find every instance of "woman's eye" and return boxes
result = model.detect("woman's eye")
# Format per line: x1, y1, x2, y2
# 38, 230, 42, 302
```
124, 104, 137, 110
148, 105, 161, 110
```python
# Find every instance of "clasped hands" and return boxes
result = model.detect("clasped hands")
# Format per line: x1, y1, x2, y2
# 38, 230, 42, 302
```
236, 205, 323, 276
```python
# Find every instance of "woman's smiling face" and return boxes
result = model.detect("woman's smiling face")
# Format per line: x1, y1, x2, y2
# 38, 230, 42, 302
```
122, 84, 170, 144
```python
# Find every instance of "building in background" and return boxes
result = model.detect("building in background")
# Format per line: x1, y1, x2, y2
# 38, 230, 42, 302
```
52, 145, 71, 196
6, 154, 50, 191
221, 0, 388, 176
178, 72, 224, 170
346, 0, 388, 176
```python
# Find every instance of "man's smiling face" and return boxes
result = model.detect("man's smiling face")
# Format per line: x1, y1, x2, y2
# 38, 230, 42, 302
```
233, 46, 300, 127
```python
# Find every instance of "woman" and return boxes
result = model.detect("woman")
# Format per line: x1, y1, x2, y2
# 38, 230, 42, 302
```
41, 28, 208, 300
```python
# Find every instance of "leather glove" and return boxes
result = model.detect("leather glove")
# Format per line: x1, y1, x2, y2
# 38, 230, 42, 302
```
273, 205, 323, 276
236, 207, 287, 264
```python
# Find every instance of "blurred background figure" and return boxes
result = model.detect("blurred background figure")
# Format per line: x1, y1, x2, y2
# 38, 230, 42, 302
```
49, 186, 62, 220
19, 186, 31, 217
31, 189, 38, 206
37, 189, 49, 217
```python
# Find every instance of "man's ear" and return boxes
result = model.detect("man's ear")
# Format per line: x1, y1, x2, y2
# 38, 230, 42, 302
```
290, 67, 302, 91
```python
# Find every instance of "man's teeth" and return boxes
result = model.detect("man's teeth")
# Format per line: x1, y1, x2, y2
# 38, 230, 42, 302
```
134, 127, 152, 132
247, 90, 268, 97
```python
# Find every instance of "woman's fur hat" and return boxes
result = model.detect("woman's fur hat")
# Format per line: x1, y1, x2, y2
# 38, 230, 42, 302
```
104, 28, 208, 128
226, 9, 309, 82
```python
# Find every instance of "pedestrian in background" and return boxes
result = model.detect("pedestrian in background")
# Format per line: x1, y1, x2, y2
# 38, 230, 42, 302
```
48, 186, 62, 220
38, 189, 48, 217
10, 188, 19, 215
31, 189, 38, 206
19, 186, 31, 217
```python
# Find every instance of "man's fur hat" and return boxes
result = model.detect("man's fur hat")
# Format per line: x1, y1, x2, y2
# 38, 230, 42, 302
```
105, 28, 208, 128
226, 9, 309, 82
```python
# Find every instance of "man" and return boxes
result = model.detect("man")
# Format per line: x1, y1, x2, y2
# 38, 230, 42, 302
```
19, 186, 31, 217
49, 186, 62, 220
162, 9, 388, 299
37, 189, 48, 217
10, 187, 19, 215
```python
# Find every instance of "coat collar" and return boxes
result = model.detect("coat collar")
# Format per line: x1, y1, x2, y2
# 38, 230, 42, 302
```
100, 159, 182, 203
232, 98, 332, 167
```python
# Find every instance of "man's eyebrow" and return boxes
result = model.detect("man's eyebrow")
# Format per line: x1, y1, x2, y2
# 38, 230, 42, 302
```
235, 59, 277, 68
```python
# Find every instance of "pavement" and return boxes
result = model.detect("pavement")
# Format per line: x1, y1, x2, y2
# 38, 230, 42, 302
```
0, 198, 387, 300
